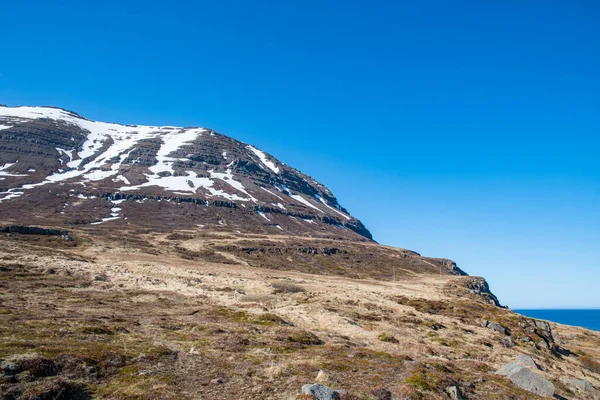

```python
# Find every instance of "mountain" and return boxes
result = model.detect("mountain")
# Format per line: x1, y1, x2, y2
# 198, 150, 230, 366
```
0, 105, 370, 240
1, 105, 599, 400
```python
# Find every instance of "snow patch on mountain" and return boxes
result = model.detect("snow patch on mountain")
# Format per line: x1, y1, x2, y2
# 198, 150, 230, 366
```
247, 145, 279, 174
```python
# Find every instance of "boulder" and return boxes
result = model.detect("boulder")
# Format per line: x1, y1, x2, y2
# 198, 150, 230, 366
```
497, 355, 554, 397
508, 367, 555, 397
565, 378, 600, 398
301, 383, 340, 400
480, 320, 508, 335
497, 354, 540, 376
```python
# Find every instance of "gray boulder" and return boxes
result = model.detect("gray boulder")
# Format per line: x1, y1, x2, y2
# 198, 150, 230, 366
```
565, 378, 600, 397
301, 383, 340, 400
508, 367, 555, 397
481, 320, 508, 335
497, 354, 555, 397
497, 354, 540, 376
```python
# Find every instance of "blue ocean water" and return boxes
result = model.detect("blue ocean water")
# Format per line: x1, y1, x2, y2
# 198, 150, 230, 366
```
514, 309, 600, 332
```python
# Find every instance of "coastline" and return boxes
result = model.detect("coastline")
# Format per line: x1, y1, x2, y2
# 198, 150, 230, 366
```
514, 309, 600, 332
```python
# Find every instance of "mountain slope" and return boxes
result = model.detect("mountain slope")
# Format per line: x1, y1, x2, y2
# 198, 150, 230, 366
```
1, 106, 599, 399
0, 106, 371, 239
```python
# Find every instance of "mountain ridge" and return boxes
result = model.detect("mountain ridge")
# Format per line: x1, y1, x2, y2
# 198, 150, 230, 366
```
0, 105, 372, 240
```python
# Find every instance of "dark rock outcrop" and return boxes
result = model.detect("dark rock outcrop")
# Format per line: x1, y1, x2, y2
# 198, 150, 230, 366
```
467, 277, 503, 307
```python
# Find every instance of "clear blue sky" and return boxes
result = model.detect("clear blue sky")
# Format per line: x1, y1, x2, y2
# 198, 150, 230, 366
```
1, 1, 598, 308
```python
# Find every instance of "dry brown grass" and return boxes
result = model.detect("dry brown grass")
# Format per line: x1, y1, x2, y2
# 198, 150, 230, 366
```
581, 356, 600, 373
270, 280, 306, 294
1, 231, 600, 399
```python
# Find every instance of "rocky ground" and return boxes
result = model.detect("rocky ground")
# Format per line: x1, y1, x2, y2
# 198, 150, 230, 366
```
1, 229, 599, 399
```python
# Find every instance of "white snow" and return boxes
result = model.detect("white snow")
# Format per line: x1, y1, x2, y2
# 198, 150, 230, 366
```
91, 200, 122, 224
275, 224, 283, 230
83, 169, 118, 181
257, 211, 271, 221
113, 175, 130, 185
0, 162, 16, 171
148, 128, 205, 176
290, 193, 324, 213
0, 161, 28, 177
56, 148, 74, 164
0, 190, 24, 202
247, 145, 279, 174
0, 124, 13, 131
260, 186, 284, 201
209, 169, 257, 202
314, 194, 351, 220
0, 173, 28, 177
91, 216, 120, 225
272, 202, 286, 210
302, 218, 316, 224
0, 106, 209, 201
27, 169, 36, 172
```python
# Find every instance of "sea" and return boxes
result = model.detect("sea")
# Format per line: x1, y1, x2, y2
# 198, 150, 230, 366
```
514, 309, 600, 332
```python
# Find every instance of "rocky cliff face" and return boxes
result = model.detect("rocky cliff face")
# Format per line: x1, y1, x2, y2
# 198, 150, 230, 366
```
0, 106, 371, 240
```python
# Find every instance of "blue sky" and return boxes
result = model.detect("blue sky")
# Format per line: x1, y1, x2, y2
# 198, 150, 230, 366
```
1, 1, 598, 308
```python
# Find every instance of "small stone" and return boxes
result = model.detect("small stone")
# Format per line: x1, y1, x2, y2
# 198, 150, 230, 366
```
211, 378, 224, 384
301, 383, 340, 400
487, 322, 508, 335
0, 360, 21, 376
500, 337, 514, 348
445, 385, 464, 400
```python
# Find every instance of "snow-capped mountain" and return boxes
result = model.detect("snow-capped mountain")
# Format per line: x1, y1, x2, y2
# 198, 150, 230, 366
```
0, 105, 372, 240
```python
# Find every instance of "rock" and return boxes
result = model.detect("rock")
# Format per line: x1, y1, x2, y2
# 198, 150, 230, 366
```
497, 355, 554, 397
500, 337, 514, 348
315, 369, 330, 384
370, 387, 392, 400
445, 385, 464, 400
0, 360, 21, 376
565, 378, 600, 397
537, 340, 549, 349
488, 322, 508, 335
211, 378, 224, 384
534, 320, 551, 331
508, 367, 555, 397
467, 277, 503, 307
480, 320, 509, 335
301, 383, 340, 400
497, 354, 540, 376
